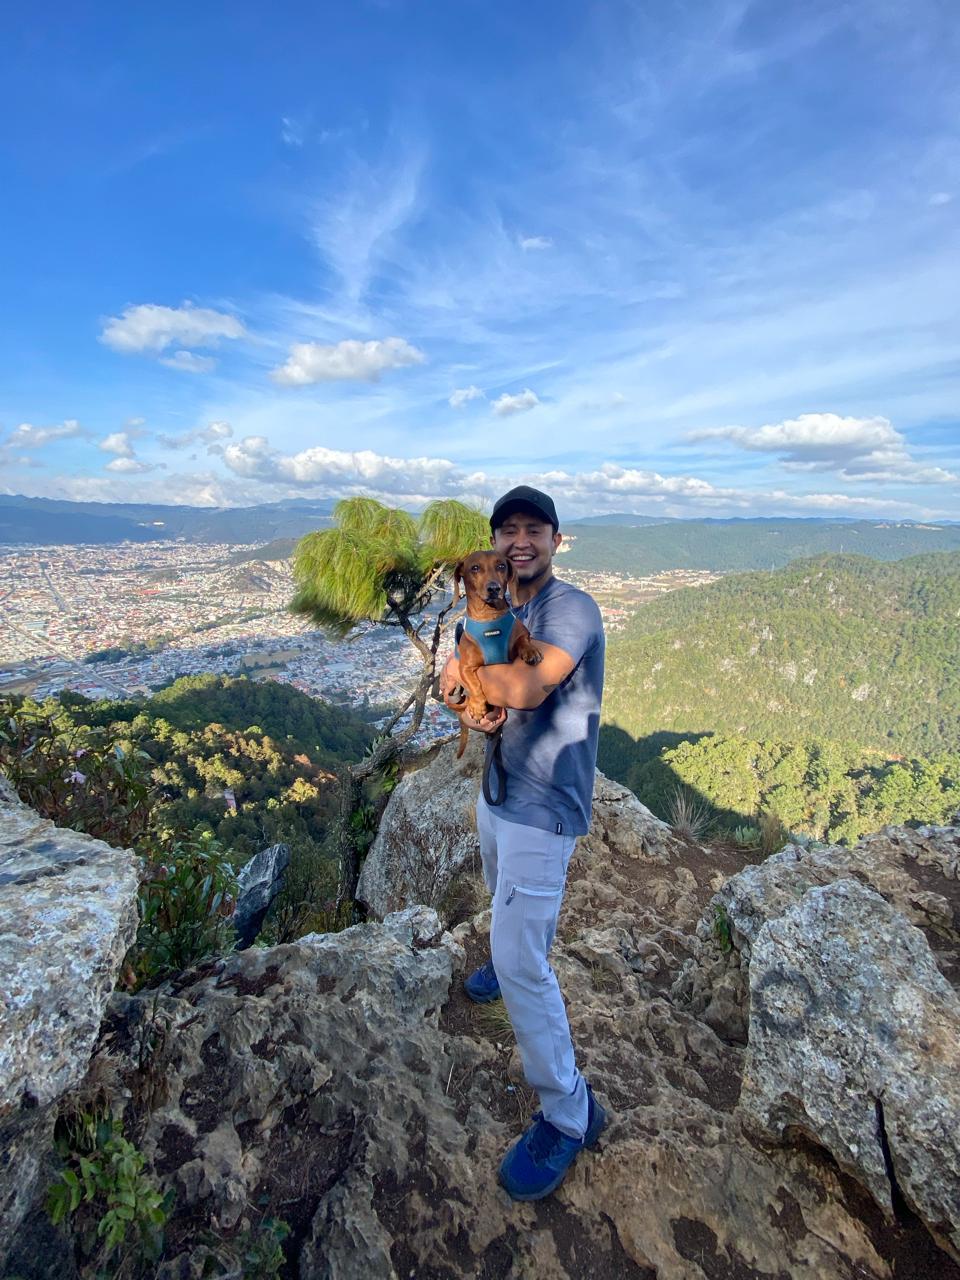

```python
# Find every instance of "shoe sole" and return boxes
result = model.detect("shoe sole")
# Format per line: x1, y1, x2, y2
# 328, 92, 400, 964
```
499, 1109, 607, 1201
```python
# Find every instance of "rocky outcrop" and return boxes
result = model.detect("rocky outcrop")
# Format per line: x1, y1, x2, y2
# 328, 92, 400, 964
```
739, 878, 960, 1261
6, 745, 960, 1279
358, 735, 676, 919
0, 776, 140, 1265
674, 824, 960, 1043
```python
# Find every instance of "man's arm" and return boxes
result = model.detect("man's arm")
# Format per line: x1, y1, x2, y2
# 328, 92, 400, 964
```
443, 641, 576, 712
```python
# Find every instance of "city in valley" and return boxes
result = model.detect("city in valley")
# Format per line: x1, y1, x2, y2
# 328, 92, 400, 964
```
0, 541, 718, 739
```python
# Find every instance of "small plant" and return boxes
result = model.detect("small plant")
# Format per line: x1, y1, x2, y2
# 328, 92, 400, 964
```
589, 963, 623, 994
712, 902, 734, 954
475, 998, 514, 1042
205, 1217, 291, 1279
667, 786, 712, 842
759, 807, 788, 856
732, 824, 762, 849
46, 1109, 172, 1274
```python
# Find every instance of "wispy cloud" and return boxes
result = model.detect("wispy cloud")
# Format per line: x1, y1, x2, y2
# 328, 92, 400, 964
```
449, 385, 485, 409
4, 419, 83, 449
157, 421, 233, 449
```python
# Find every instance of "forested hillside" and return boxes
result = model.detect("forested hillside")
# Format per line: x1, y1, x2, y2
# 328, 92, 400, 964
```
625, 732, 960, 844
563, 519, 960, 573
603, 551, 960, 759
26, 675, 373, 866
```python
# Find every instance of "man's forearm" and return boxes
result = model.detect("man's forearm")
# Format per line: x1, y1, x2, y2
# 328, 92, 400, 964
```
478, 662, 542, 710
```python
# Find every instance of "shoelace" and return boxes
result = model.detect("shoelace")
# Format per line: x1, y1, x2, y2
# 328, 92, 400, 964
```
479, 961, 497, 982
525, 1114, 570, 1163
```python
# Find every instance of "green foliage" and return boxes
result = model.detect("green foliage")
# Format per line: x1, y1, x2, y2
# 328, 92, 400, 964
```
628, 732, 960, 844
0, 702, 154, 848
222, 1217, 290, 1279
47, 1109, 172, 1276
712, 903, 734, 954
290, 496, 489, 632
129, 830, 238, 985
605, 551, 960, 759
731, 824, 761, 849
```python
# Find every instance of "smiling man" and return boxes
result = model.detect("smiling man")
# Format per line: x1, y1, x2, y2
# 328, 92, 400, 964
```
441, 484, 607, 1200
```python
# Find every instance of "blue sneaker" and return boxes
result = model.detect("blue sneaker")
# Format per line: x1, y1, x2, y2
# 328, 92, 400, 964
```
464, 960, 501, 1003
499, 1084, 607, 1201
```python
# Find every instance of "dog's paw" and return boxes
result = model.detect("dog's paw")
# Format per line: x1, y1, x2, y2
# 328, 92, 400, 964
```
466, 698, 489, 721
522, 645, 543, 665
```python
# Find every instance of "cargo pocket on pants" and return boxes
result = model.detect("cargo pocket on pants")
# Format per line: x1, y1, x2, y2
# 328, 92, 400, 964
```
505, 882, 563, 982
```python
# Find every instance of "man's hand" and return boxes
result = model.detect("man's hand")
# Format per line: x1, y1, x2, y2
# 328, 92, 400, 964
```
440, 655, 507, 734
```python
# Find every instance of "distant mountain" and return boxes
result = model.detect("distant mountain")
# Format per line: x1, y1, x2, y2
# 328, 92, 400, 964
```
0, 495, 335, 546
562, 518, 960, 573
567, 513, 676, 526
603, 550, 960, 761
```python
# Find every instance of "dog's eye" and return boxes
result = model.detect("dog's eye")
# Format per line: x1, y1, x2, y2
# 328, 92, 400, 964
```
497, 563, 507, 571
470, 564, 481, 572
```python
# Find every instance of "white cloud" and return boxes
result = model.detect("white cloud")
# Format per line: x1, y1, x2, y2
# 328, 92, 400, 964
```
105, 456, 156, 474
4, 419, 83, 449
99, 431, 134, 457
159, 350, 217, 374
271, 337, 425, 386
220, 437, 467, 496
281, 115, 304, 147
688, 413, 958, 485
492, 388, 540, 416
158, 421, 234, 449
449, 385, 485, 408
929, 192, 953, 206
99, 303, 246, 355
519, 235, 553, 251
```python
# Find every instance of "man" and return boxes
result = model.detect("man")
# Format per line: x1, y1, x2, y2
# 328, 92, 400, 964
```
441, 485, 607, 1200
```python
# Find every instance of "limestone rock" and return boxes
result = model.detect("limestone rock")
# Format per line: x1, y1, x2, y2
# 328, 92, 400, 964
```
0, 778, 141, 1265
358, 738, 674, 920
674, 823, 960, 1035
740, 878, 960, 1262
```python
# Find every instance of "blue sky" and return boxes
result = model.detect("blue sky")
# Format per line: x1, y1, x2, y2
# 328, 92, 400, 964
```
1, 0, 958, 519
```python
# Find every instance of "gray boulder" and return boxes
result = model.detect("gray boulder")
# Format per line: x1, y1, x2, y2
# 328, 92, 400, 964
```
0, 776, 140, 1265
740, 878, 960, 1262
232, 842, 290, 949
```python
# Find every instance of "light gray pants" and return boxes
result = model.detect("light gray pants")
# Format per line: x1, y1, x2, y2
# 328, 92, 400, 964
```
476, 793, 589, 1139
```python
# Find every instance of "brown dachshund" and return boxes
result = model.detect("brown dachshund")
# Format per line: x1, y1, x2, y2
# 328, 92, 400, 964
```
450, 549, 541, 757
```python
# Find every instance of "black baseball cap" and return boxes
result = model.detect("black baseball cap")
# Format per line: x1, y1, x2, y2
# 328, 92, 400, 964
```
490, 485, 559, 533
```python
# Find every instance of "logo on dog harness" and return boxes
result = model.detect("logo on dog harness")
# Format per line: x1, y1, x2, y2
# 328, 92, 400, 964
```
483, 628, 500, 637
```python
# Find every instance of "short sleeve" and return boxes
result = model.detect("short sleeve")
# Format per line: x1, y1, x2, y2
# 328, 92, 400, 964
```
526, 586, 602, 666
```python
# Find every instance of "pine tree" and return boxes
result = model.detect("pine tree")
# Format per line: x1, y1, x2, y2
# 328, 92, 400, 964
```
290, 497, 490, 911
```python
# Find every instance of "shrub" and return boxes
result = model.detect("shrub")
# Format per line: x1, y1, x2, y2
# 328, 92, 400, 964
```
0, 702, 155, 848
759, 807, 789, 856
46, 1108, 173, 1275
127, 831, 238, 986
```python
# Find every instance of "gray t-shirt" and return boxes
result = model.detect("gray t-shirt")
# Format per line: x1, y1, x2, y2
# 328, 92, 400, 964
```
490, 575, 605, 836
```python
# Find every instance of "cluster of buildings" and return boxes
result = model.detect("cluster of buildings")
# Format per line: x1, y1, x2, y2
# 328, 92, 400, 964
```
0, 542, 717, 744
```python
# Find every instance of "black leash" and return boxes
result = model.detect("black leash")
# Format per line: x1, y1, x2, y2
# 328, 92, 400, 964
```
482, 728, 506, 806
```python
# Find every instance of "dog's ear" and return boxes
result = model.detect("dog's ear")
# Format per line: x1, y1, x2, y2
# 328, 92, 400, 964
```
451, 559, 464, 604
503, 556, 515, 583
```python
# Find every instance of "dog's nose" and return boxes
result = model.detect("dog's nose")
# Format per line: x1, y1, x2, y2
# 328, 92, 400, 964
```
485, 582, 502, 596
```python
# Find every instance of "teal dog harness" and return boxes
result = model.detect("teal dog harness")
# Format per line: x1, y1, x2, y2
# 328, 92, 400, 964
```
456, 611, 515, 665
